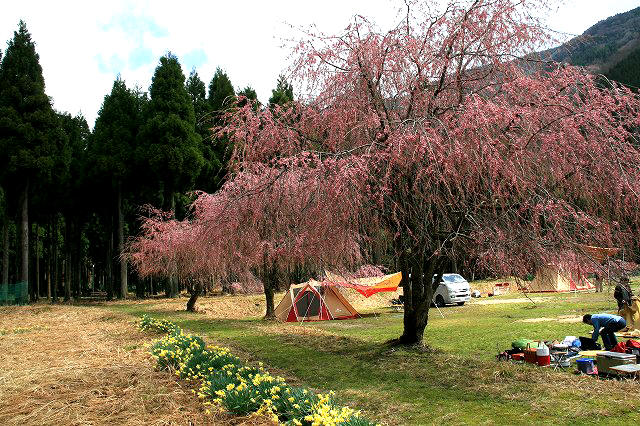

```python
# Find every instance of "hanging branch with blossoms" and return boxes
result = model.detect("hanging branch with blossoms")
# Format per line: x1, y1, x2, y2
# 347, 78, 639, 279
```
129, 165, 363, 315
214, 0, 640, 344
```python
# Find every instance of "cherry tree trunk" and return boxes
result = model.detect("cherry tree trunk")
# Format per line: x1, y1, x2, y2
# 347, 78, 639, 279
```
186, 281, 202, 312
19, 180, 29, 290
263, 281, 276, 320
396, 253, 440, 346
117, 184, 128, 299
260, 253, 277, 320
400, 308, 428, 345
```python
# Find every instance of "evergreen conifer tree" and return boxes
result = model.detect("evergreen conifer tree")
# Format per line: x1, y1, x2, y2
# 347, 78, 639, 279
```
268, 75, 294, 107
90, 78, 143, 299
237, 86, 260, 111
0, 21, 63, 291
208, 67, 235, 124
138, 54, 203, 296
206, 68, 236, 189
139, 53, 204, 210
186, 70, 222, 191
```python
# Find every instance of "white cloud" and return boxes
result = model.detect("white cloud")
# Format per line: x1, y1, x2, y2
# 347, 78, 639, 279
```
1, 0, 638, 127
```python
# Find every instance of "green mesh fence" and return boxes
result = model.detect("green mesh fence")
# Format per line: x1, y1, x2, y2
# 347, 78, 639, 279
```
0, 281, 28, 305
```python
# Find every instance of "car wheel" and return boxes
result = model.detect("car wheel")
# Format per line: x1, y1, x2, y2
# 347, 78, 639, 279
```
457, 302, 465, 306
435, 295, 445, 307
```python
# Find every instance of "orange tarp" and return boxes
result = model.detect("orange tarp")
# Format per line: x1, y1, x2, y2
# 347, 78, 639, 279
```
324, 271, 402, 297
577, 244, 620, 263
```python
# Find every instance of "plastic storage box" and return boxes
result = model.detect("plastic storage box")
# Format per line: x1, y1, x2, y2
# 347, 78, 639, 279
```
596, 351, 637, 375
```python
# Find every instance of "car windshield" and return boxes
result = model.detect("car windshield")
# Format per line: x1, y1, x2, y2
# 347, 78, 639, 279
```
443, 274, 466, 283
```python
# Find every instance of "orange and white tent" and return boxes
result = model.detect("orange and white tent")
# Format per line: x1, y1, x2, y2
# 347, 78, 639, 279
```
274, 279, 360, 322
275, 272, 402, 322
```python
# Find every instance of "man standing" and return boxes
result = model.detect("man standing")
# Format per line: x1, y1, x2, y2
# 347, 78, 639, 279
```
583, 313, 627, 350
594, 273, 603, 293
614, 276, 633, 310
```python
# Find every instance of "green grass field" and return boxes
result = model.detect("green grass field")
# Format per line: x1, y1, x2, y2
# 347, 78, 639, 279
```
106, 283, 640, 425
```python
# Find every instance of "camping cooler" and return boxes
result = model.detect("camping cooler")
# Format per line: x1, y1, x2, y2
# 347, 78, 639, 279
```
596, 351, 637, 375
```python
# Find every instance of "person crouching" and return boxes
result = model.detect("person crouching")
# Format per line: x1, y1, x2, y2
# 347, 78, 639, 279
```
582, 313, 627, 351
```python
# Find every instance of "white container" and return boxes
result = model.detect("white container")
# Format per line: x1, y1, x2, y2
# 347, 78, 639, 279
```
537, 343, 550, 356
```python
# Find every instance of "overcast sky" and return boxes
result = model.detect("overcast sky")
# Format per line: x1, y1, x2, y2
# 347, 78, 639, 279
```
1, 0, 639, 127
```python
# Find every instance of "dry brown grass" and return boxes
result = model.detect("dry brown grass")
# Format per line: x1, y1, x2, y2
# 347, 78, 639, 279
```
118, 294, 267, 319
115, 288, 402, 321
0, 304, 272, 426
518, 315, 583, 323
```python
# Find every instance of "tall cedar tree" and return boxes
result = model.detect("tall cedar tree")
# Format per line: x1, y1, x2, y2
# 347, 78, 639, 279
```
0, 46, 7, 287
237, 86, 260, 111
0, 21, 64, 291
208, 67, 235, 122
57, 112, 88, 301
91, 78, 143, 298
138, 53, 203, 296
138, 53, 203, 210
207, 68, 235, 173
268, 75, 294, 107
186, 69, 222, 192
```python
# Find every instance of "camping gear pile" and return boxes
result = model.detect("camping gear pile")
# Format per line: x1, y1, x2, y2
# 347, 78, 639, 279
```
498, 335, 640, 377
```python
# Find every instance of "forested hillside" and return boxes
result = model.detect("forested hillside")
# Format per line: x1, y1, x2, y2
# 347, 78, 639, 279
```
0, 21, 295, 302
544, 6, 640, 87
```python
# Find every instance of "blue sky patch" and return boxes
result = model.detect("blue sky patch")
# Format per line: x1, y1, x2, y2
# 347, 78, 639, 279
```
183, 48, 208, 70
103, 14, 169, 39
96, 53, 125, 74
129, 46, 154, 69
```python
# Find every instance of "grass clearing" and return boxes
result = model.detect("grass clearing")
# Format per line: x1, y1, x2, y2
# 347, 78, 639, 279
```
2, 282, 638, 425
103, 284, 640, 425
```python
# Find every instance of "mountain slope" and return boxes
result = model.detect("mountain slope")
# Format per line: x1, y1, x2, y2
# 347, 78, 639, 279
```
542, 6, 640, 87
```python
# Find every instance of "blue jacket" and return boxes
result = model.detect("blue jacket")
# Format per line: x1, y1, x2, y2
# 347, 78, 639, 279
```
591, 314, 624, 341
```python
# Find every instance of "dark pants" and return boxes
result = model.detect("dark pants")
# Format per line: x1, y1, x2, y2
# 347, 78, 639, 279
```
601, 318, 627, 350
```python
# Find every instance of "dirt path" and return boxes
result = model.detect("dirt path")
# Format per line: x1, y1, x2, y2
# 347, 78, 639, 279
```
469, 296, 546, 305
0, 304, 218, 425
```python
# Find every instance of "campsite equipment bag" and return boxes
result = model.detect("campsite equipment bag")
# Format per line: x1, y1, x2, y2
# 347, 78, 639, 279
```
579, 336, 601, 351
626, 339, 640, 361
596, 351, 637, 375
511, 353, 525, 361
512, 338, 535, 350
536, 343, 551, 367
576, 358, 595, 374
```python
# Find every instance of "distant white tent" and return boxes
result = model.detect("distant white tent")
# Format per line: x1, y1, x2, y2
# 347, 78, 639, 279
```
525, 265, 593, 292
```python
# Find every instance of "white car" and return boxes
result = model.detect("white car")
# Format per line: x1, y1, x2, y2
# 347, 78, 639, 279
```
432, 273, 471, 307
